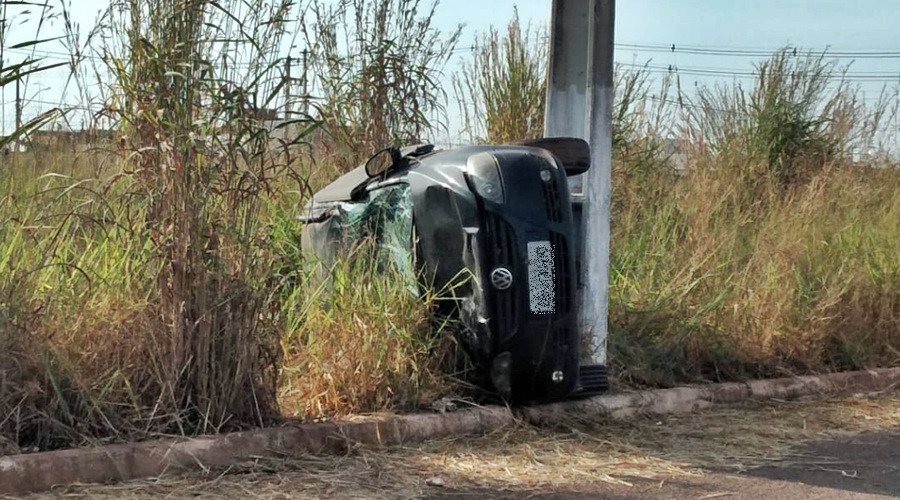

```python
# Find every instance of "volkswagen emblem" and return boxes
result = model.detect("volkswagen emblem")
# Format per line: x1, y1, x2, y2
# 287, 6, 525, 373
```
490, 267, 514, 290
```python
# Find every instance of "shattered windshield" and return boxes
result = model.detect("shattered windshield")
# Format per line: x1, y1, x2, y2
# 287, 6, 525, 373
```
359, 183, 415, 281
312, 182, 416, 289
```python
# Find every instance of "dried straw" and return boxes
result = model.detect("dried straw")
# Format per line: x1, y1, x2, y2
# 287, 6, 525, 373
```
20, 390, 899, 499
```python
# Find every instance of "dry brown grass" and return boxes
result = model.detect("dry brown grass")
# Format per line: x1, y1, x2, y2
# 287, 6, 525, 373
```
609, 147, 900, 386
21, 389, 899, 499
453, 8, 547, 144
278, 258, 460, 421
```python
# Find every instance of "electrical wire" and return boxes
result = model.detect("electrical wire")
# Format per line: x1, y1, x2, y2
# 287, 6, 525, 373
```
617, 62, 900, 82
617, 42, 900, 59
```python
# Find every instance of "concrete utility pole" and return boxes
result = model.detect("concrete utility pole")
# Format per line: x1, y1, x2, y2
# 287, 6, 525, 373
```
544, 0, 615, 367
545, 0, 590, 174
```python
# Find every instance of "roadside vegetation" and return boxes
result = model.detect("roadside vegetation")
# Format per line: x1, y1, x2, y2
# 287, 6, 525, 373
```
0, 0, 460, 454
1, 0, 898, 456
607, 55, 900, 385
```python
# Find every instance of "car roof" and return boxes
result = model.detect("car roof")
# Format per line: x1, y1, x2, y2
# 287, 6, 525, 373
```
311, 144, 438, 203
310, 163, 371, 203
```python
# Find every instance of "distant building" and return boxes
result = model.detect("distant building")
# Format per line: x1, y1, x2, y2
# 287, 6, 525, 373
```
12, 105, 320, 154
19, 127, 115, 153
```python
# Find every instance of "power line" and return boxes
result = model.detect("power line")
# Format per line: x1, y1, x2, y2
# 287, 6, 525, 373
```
0, 98, 102, 111
645, 95, 747, 116
617, 42, 900, 59
4, 47, 75, 61
454, 39, 900, 59
619, 39, 900, 52
12, 40, 900, 73
450, 45, 900, 81
10, 33, 900, 62
617, 62, 900, 82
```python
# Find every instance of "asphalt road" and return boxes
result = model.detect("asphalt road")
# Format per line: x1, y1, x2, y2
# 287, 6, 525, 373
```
427, 431, 900, 499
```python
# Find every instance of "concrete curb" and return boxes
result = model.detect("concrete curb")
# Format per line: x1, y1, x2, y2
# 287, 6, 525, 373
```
519, 368, 900, 426
2, 367, 898, 496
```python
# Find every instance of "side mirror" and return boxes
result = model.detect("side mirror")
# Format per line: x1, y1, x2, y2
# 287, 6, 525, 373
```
365, 147, 402, 178
518, 137, 591, 176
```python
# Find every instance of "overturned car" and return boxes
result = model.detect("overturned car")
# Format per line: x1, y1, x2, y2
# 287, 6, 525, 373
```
299, 138, 609, 402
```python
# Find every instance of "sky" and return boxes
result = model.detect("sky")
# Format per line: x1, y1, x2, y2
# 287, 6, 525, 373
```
2, 0, 900, 139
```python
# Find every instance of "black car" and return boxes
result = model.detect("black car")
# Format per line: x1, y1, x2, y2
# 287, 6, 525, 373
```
299, 138, 609, 402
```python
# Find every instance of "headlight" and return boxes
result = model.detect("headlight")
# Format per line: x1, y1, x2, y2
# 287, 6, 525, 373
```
466, 152, 505, 204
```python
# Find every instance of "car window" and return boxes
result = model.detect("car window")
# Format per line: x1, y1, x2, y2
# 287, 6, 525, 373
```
363, 183, 415, 281
323, 183, 414, 287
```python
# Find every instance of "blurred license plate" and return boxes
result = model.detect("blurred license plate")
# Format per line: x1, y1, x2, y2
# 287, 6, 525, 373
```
527, 241, 555, 314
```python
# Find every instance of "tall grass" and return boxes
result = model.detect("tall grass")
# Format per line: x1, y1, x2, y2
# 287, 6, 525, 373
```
0, 0, 288, 448
453, 8, 547, 144
608, 52, 900, 386
99, 0, 301, 430
680, 50, 896, 187
1, 0, 458, 454
278, 253, 460, 420
453, 11, 667, 148
609, 149, 900, 386
300, 0, 461, 172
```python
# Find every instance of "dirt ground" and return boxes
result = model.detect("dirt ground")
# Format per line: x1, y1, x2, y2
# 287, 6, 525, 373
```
13, 388, 900, 499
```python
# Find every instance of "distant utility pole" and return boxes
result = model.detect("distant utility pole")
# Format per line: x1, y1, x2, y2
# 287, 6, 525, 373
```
300, 49, 310, 116
15, 76, 22, 150
284, 55, 293, 118
15, 77, 21, 130
283, 52, 310, 119
544, 0, 615, 367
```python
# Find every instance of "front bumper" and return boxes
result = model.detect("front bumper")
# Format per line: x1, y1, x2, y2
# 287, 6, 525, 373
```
475, 154, 580, 401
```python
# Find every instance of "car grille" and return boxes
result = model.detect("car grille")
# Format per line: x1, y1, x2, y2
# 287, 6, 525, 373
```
549, 231, 571, 315
576, 364, 610, 395
484, 213, 518, 342
542, 174, 563, 223
483, 212, 573, 349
